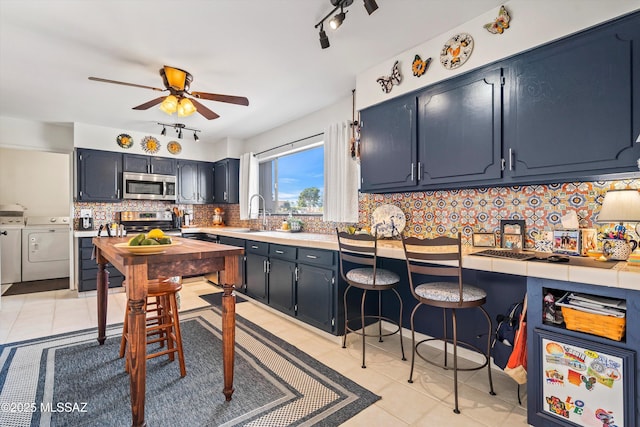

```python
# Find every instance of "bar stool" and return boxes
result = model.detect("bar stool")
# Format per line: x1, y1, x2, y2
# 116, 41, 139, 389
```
336, 229, 405, 368
119, 276, 186, 377
402, 234, 494, 414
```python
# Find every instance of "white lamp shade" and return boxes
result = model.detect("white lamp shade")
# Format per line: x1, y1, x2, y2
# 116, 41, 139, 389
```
597, 189, 640, 223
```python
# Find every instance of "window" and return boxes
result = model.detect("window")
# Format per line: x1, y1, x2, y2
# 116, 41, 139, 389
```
259, 144, 324, 215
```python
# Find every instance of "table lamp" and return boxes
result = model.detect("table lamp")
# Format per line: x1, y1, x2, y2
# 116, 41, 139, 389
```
597, 189, 640, 259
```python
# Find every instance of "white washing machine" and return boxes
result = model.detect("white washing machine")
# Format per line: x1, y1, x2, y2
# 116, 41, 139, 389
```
22, 216, 70, 282
0, 204, 26, 284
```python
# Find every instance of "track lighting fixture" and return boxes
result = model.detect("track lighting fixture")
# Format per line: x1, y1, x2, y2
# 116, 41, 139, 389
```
157, 122, 201, 141
319, 24, 330, 49
363, 0, 378, 15
314, 0, 378, 49
329, 6, 346, 30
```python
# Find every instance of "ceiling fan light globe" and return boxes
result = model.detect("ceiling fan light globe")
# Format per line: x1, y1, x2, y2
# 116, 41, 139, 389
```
177, 98, 197, 117
160, 95, 178, 115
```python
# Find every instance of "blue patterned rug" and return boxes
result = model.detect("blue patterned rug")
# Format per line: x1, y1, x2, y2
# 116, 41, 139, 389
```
0, 307, 379, 426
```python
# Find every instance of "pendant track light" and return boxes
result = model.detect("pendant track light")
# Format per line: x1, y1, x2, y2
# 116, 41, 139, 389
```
157, 122, 201, 141
329, 6, 346, 30
363, 0, 378, 15
314, 0, 378, 49
319, 23, 330, 49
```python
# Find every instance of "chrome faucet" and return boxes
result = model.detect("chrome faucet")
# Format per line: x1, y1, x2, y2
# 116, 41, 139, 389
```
248, 193, 268, 230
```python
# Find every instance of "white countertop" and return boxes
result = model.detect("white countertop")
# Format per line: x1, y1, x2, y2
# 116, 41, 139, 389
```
75, 226, 640, 291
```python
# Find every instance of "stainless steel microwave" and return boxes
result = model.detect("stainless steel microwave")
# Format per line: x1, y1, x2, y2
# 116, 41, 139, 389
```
122, 172, 176, 201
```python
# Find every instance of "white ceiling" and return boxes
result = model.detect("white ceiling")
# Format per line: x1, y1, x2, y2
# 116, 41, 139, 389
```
0, 0, 506, 143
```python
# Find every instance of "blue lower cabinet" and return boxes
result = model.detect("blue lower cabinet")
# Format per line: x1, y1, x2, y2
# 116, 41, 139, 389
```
77, 238, 123, 292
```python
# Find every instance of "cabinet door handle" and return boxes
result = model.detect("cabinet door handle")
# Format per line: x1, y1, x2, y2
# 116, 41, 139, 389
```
117, 189, 120, 199
224, 191, 227, 201
251, 245, 259, 249
266, 260, 270, 274
262, 259, 266, 273
501, 158, 506, 171
275, 250, 284, 254
417, 162, 422, 182
508, 148, 514, 171
410, 163, 414, 182
295, 266, 298, 281
306, 254, 318, 259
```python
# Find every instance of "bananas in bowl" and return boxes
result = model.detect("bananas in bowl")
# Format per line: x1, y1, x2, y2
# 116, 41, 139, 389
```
128, 229, 172, 246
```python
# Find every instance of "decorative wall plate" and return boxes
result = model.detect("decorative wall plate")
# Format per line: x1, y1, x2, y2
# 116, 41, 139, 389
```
141, 136, 160, 154
167, 141, 182, 155
372, 204, 406, 238
116, 133, 133, 149
440, 33, 474, 70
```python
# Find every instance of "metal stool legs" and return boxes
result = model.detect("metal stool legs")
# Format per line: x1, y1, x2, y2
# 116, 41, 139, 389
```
342, 284, 406, 368
408, 304, 495, 414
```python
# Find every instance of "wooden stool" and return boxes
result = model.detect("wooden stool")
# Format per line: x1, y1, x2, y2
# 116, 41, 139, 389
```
119, 276, 186, 377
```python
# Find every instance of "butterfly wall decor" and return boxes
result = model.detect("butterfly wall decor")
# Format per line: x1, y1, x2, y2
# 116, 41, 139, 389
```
412, 55, 432, 77
484, 5, 510, 34
376, 60, 402, 93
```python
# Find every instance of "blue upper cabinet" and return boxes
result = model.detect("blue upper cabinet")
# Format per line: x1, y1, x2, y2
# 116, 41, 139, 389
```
359, 94, 417, 192
503, 11, 640, 182
417, 67, 503, 187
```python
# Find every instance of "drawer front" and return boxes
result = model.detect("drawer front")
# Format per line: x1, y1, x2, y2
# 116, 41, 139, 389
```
298, 248, 335, 266
219, 236, 245, 248
269, 244, 296, 260
80, 247, 94, 260
79, 275, 124, 292
79, 266, 122, 280
246, 240, 268, 256
80, 237, 95, 248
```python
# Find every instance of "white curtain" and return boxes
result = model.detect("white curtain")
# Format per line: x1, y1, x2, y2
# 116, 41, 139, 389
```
239, 152, 259, 220
323, 121, 359, 223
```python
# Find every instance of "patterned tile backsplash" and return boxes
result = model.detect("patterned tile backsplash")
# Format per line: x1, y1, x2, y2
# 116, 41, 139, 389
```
74, 178, 639, 249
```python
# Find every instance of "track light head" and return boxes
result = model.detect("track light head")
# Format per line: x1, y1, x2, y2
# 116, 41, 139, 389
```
363, 0, 378, 15
178, 129, 183, 139
329, 7, 346, 30
319, 25, 330, 49
160, 126, 166, 136
193, 132, 199, 141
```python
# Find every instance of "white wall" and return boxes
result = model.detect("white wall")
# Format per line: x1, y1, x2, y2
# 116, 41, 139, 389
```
0, 148, 70, 216
356, 0, 639, 110
243, 95, 352, 155
73, 122, 224, 162
0, 116, 73, 153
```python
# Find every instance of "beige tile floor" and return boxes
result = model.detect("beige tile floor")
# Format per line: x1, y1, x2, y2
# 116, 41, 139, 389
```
0, 278, 530, 426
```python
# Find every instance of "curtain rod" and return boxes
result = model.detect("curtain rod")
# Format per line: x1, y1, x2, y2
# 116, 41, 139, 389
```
255, 132, 324, 156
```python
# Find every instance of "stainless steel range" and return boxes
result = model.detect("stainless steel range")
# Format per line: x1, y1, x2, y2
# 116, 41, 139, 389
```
116, 211, 182, 236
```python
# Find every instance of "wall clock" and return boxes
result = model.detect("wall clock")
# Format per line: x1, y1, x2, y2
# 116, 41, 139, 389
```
440, 33, 474, 70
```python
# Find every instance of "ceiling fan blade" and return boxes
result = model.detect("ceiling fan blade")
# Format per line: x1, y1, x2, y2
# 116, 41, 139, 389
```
132, 97, 166, 110
191, 91, 249, 106
190, 98, 220, 120
89, 76, 165, 92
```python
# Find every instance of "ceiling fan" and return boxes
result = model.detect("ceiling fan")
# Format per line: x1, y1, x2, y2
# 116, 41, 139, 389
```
88, 65, 249, 120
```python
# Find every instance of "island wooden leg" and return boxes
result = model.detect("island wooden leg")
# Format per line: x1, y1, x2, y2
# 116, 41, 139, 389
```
126, 265, 149, 427
222, 282, 236, 401
96, 261, 109, 345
